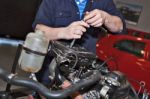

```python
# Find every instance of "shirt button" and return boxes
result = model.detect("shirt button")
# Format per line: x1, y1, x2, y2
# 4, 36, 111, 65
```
77, 12, 80, 15
59, 12, 63, 16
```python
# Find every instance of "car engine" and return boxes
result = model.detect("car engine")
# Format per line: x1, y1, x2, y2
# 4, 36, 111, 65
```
48, 41, 139, 99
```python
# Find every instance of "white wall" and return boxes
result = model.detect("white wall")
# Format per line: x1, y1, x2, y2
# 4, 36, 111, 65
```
114, 0, 150, 32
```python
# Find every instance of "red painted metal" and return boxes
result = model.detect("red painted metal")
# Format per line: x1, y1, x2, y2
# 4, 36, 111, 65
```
96, 34, 150, 93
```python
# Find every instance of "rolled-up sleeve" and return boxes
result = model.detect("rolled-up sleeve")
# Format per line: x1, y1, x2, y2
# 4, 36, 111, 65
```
104, 0, 127, 34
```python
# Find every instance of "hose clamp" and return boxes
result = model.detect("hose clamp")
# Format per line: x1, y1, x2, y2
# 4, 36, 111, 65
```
100, 85, 110, 99
8, 73, 17, 79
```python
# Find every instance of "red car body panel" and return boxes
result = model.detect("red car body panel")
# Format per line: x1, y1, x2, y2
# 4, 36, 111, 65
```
96, 34, 150, 92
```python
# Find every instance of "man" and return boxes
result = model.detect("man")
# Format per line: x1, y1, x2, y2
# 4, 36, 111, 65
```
33, 0, 126, 53
32, 0, 126, 98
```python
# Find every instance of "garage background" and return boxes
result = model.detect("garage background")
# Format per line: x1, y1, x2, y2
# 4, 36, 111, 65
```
0, 0, 42, 39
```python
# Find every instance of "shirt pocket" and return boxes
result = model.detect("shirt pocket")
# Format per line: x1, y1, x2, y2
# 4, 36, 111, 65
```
54, 10, 72, 27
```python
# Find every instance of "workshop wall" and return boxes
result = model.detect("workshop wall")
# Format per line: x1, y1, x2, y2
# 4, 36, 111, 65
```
0, 0, 41, 39
114, 0, 150, 33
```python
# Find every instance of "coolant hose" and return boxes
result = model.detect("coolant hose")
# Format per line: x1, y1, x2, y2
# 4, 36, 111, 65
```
0, 67, 101, 99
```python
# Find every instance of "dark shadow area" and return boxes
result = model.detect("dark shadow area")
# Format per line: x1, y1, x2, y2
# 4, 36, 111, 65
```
0, 0, 42, 39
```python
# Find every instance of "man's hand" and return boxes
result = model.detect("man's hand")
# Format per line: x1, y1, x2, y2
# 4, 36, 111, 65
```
35, 21, 89, 41
58, 21, 90, 39
83, 9, 107, 28
83, 9, 123, 32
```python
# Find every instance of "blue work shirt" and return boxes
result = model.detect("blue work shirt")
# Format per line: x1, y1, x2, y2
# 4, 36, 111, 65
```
33, 0, 126, 53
